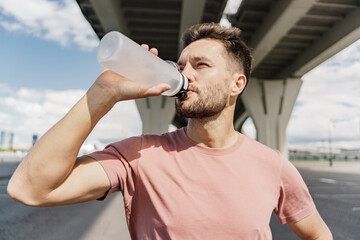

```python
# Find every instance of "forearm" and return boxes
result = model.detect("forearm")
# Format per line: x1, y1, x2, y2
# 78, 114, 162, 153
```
8, 83, 115, 202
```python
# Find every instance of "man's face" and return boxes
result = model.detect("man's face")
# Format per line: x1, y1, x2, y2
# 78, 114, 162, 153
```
176, 39, 233, 119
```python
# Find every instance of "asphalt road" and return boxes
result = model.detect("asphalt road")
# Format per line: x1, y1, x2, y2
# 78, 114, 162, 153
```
0, 177, 131, 240
1, 166, 359, 239
270, 168, 360, 240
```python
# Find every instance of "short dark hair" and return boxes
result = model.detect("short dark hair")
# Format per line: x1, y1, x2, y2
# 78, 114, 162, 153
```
181, 22, 252, 82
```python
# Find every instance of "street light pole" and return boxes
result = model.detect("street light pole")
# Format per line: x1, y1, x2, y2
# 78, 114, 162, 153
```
328, 121, 333, 167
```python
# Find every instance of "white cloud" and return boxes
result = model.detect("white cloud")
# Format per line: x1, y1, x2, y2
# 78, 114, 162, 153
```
0, 84, 142, 149
0, 0, 99, 51
0, 82, 11, 93
287, 40, 360, 150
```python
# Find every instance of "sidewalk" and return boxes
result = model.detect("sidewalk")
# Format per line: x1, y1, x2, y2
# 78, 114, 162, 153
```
291, 160, 360, 174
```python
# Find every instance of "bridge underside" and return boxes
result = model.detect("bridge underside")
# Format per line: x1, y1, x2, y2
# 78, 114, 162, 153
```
76, 0, 360, 154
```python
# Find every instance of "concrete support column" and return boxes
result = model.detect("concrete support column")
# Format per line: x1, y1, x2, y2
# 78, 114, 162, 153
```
135, 96, 176, 135
234, 111, 249, 132
241, 78, 302, 157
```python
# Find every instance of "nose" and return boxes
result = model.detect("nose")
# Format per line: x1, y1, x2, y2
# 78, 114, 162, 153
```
181, 63, 195, 83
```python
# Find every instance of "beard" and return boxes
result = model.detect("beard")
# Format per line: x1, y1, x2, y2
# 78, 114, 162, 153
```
175, 83, 228, 119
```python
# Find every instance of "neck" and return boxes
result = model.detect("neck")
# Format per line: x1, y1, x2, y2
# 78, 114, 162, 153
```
185, 107, 238, 148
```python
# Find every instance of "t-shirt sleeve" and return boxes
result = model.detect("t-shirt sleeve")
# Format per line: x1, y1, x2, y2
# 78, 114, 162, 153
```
275, 154, 316, 224
86, 136, 142, 200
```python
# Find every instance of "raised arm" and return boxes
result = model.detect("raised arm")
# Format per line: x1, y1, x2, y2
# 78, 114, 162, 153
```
7, 46, 170, 207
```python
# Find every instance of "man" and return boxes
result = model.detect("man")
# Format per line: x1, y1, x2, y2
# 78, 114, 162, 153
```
8, 23, 332, 239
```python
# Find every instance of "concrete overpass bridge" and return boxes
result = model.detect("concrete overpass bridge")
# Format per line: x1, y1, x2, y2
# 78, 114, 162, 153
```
76, 0, 360, 155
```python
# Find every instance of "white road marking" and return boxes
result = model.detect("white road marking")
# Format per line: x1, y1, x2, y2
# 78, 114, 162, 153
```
319, 178, 337, 184
352, 207, 360, 211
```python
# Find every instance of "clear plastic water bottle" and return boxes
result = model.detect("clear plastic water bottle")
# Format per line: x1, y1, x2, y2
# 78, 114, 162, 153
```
97, 31, 188, 98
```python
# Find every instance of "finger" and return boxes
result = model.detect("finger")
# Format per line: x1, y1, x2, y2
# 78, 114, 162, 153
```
141, 44, 149, 51
101, 68, 109, 73
143, 84, 171, 97
149, 48, 158, 56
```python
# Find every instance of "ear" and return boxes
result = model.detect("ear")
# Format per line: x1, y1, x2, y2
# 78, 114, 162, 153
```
230, 73, 247, 97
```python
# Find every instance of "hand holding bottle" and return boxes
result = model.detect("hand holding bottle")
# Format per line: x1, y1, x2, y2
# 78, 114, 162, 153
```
91, 44, 172, 103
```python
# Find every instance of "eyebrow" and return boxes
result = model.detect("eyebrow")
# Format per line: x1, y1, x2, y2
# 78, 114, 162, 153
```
177, 56, 213, 66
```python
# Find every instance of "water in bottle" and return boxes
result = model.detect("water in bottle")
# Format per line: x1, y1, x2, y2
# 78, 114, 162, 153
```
97, 31, 188, 99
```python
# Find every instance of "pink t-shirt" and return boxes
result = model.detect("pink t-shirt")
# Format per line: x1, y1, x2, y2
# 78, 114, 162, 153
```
88, 128, 315, 239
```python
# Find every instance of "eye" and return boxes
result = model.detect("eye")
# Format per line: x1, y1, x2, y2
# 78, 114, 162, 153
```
197, 62, 208, 68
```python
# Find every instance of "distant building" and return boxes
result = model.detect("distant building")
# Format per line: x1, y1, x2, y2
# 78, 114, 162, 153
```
338, 149, 360, 160
289, 148, 359, 161
0, 130, 14, 149
32, 134, 38, 146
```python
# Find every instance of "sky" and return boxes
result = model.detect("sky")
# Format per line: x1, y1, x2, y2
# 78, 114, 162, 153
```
0, 0, 359, 151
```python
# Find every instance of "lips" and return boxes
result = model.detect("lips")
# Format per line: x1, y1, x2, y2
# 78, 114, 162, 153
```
186, 90, 193, 96
182, 85, 198, 99
187, 85, 199, 93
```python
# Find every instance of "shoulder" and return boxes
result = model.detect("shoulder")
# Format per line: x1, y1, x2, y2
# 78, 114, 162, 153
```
109, 135, 143, 152
109, 128, 184, 152
238, 135, 289, 177
140, 128, 184, 151
242, 135, 282, 161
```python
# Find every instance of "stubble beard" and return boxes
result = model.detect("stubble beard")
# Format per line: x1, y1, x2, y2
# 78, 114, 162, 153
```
175, 83, 228, 119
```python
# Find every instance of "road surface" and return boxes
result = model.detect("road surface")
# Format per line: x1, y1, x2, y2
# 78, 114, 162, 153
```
1, 162, 359, 239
